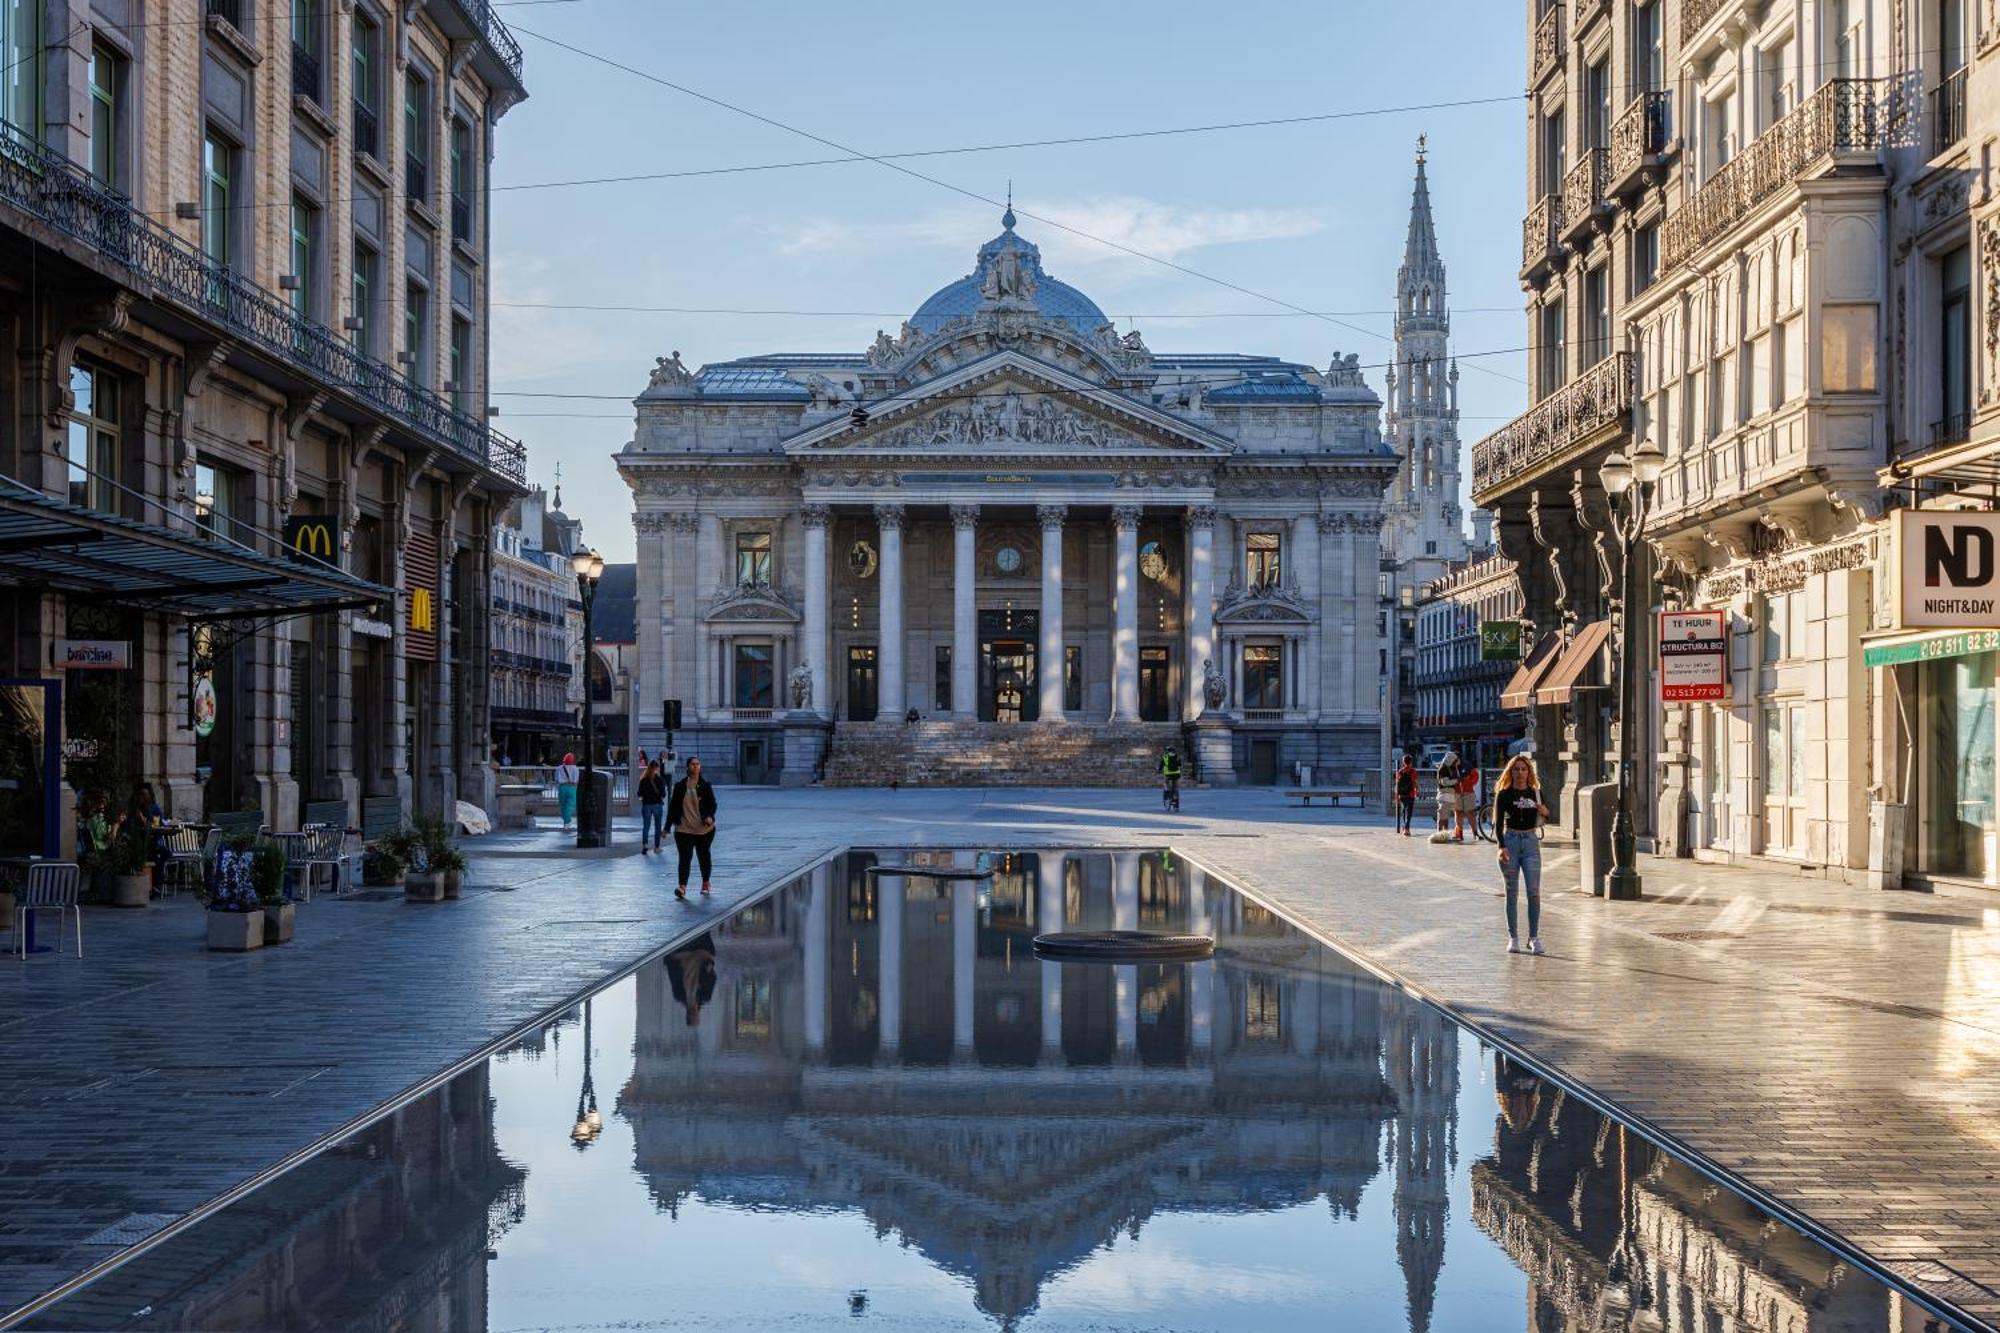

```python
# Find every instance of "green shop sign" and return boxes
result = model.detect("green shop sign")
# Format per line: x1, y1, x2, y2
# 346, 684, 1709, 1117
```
1479, 621, 1523, 661
1862, 629, 2000, 669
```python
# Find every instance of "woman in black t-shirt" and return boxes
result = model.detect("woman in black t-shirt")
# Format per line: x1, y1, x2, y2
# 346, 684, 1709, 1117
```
1493, 756, 1550, 955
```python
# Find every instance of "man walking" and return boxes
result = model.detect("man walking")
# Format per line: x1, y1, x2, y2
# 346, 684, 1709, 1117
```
1393, 755, 1418, 835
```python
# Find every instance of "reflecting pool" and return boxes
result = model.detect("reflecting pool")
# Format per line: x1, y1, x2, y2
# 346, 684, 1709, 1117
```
29, 849, 1958, 1331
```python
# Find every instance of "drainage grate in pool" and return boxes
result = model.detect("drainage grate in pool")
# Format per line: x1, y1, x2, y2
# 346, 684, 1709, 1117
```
1882, 1259, 2000, 1305
1653, 930, 1740, 943
541, 918, 646, 927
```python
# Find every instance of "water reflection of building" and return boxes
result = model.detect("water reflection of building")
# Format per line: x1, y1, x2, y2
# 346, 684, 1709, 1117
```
618, 850, 1460, 1329
1471, 1058, 1899, 1332
33, 1066, 524, 1332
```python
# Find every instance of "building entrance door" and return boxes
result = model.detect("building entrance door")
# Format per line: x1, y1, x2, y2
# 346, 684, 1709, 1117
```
0, 679, 60, 858
1139, 646, 1171, 722
846, 647, 878, 722
978, 609, 1039, 722
1248, 737, 1279, 786
739, 737, 769, 785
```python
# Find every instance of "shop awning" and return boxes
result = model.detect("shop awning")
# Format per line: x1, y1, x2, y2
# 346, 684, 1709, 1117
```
1498, 633, 1563, 711
1536, 619, 1614, 706
1861, 627, 2000, 668
0, 477, 390, 618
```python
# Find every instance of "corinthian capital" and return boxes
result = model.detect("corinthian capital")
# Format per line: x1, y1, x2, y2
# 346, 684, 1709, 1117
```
874, 503, 906, 531
1036, 503, 1068, 528
1185, 504, 1218, 531
799, 504, 833, 530
1110, 504, 1143, 530
949, 504, 980, 531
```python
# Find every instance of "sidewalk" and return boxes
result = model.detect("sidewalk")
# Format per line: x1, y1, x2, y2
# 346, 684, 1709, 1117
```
1, 791, 1996, 1327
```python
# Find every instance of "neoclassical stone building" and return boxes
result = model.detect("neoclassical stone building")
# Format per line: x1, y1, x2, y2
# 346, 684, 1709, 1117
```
619, 209, 1405, 785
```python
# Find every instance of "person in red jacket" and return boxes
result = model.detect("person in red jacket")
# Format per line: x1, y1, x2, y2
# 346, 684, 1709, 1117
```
1393, 755, 1418, 835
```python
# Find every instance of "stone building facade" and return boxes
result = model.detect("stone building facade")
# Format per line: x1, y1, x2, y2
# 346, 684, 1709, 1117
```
1485, 0, 2000, 887
620, 210, 1402, 786
0, 0, 526, 854
1413, 554, 1526, 770
490, 488, 579, 765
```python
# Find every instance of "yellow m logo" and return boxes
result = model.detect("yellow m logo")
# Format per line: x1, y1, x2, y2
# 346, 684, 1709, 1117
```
291, 522, 332, 557
410, 587, 435, 633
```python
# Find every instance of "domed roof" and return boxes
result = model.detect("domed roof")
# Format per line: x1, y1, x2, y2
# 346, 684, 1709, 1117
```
909, 209, 1108, 338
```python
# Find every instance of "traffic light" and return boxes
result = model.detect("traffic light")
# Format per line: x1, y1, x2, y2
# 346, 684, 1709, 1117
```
663, 698, 682, 731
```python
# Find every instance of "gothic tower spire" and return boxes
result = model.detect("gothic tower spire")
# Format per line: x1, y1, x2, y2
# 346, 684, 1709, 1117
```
1383, 137, 1467, 584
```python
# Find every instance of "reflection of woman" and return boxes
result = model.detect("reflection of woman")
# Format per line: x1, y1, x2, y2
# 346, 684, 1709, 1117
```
1494, 1053, 1542, 1134
665, 932, 717, 1026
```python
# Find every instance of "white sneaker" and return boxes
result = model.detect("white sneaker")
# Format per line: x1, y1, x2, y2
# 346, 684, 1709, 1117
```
1506, 937, 1521, 954
1528, 938, 1546, 955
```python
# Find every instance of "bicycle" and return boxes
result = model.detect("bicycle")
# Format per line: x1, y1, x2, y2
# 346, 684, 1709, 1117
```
1162, 776, 1181, 813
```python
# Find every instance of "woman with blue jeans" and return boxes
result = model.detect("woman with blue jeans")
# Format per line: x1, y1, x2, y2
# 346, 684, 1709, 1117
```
1493, 756, 1549, 956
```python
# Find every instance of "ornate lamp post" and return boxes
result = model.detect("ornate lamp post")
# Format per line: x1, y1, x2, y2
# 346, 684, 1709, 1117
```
1598, 440, 1666, 902
572, 546, 605, 850
570, 996, 601, 1150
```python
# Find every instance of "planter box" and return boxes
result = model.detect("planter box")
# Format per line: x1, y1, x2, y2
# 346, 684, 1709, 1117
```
263, 902, 296, 945
0, 889, 12, 932
109, 873, 152, 909
404, 871, 446, 903
443, 868, 463, 900
207, 910, 265, 952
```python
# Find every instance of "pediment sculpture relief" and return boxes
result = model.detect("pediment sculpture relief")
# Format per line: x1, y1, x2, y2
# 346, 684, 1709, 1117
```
863, 390, 1159, 451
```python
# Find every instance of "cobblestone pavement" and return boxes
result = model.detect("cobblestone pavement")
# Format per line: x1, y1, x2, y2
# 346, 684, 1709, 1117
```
3, 788, 1998, 1327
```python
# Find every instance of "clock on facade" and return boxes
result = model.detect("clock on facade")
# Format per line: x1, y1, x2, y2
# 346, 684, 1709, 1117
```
995, 545, 1023, 575
848, 540, 878, 579
1139, 540, 1166, 581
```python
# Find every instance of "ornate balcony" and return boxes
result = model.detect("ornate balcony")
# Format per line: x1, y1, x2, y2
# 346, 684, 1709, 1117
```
443, 0, 523, 83
1560, 148, 1608, 245
1932, 67, 1967, 156
1680, 0, 1728, 47
1471, 352, 1634, 503
1660, 78, 1883, 274
0, 121, 524, 486
1521, 192, 1564, 284
1607, 90, 1671, 195
1531, 4, 1563, 85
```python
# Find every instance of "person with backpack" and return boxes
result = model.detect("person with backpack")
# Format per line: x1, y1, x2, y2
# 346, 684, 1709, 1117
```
1434, 750, 1468, 842
1392, 756, 1418, 834
1494, 754, 1551, 955
637, 759, 667, 854
1457, 763, 1485, 841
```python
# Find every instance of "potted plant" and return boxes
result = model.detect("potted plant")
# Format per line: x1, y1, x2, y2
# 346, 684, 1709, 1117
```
362, 845, 405, 887
99, 825, 153, 909
202, 834, 264, 951
254, 838, 293, 944
394, 822, 445, 903
434, 843, 467, 899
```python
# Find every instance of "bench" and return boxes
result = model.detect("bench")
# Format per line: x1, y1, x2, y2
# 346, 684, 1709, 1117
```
1286, 788, 1363, 808
360, 796, 402, 842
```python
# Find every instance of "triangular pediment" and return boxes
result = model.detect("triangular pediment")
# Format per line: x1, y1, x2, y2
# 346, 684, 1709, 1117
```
784, 350, 1232, 458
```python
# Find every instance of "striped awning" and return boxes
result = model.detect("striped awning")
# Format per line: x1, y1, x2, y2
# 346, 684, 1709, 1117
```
0, 477, 390, 618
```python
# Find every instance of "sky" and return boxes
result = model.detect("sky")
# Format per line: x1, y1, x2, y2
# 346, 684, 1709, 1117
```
488, 0, 1531, 563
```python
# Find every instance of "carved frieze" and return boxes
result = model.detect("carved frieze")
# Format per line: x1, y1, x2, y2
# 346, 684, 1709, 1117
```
1983, 215, 2000, 405
863, 391, 1151, 451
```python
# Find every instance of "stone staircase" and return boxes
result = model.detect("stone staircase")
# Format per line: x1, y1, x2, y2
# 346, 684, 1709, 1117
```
821, 720, 1185, 787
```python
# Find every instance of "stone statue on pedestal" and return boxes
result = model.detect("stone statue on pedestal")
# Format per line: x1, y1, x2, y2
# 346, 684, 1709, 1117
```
788, 664, 813, 710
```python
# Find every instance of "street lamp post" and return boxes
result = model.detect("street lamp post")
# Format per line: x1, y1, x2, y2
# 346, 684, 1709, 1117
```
572, 547, 605, 850
1598, 441, 1666, 902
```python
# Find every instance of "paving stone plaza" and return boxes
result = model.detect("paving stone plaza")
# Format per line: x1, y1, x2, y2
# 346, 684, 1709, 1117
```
2, 788, 1996, 1329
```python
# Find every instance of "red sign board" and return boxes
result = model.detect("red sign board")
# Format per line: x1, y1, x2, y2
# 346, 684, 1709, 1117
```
1659, 610, 1727, 702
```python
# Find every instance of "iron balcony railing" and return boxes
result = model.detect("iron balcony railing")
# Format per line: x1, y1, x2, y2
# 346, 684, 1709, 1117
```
291, 42, 322, 105
1933, 67, 1968, 155
1680, 0, 1727, 45
451, 191, 472, 244
1471, 351, 1634, 500
0, 120, 523, 485
1661, 78, 1883, 273
450, 0, 525, 82
353, 100, 380, 159
1609, 90, 1671, 188
1521, 192, 1564, 277
406, 155, 429, 207
1933, 413, 1971, 446
1531, 4, 1562, 84
205, 0, 243, 28
1561, 147, 1607, 241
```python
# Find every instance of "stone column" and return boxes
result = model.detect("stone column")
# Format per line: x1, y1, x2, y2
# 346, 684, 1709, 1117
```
1185, 505, 1216, 720
694, 511, 722, 720
1037, 851, 1064, 1057
951, 505, 979, 719
878, 869, 902, 1058
876, 504, 905, 718
953, 879, 976, 1058
1292, 512, 1321, 717
667, 511, 700, 732
1111, 505, 1142, 722
1037, 504, 1067, 721
804, 862, 828, 1057
801, 504, 831, 717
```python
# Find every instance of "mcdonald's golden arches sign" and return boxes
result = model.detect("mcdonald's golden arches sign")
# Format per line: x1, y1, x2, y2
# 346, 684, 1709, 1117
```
405, 526, 440, 662
282, 515, 338, 562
